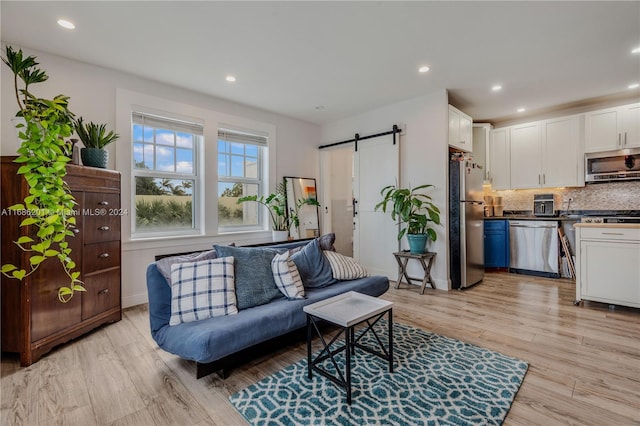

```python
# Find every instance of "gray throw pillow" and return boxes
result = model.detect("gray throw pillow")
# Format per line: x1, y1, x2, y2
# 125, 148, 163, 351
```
156, 250, 218, 285
214, 245, 284, 310
291, 238, 337, 288
318, 233, 336, 251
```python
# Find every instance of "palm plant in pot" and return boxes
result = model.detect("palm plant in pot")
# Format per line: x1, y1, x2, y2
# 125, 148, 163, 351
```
74, 117, 119, 168
237, 182, 290, 241
375, 184, 441, 254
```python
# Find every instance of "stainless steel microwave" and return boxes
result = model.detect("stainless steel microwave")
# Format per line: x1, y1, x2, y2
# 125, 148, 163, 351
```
585, 148, 640, 183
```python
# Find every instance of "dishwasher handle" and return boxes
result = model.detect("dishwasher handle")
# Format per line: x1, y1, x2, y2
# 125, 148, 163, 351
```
509, 224, 557, 229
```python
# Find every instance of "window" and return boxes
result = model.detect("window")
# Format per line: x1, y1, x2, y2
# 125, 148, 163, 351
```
217, 129, 267, 230
132, 112, 202, 235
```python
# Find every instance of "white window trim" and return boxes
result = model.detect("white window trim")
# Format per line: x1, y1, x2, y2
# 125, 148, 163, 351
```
115, 89, 277, 251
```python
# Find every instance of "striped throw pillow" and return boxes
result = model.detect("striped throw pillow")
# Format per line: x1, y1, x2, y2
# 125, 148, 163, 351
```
169, 256, 237, 326
323, 250, 369, 280
271, 251, 305, 299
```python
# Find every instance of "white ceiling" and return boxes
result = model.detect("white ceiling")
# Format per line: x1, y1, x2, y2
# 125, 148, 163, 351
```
2, 1, 639, 125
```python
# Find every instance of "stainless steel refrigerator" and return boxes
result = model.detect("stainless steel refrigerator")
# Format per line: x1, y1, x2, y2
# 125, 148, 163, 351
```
449, 159, 485, 289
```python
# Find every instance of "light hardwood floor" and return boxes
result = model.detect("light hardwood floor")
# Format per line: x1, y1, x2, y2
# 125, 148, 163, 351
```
2, 272, 639, 425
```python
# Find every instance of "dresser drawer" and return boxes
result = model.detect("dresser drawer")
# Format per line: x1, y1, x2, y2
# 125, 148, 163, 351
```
83, 241, 121, 274
83, 192, 121, 244
82, 269, 121, 320
580, 226, 640, 241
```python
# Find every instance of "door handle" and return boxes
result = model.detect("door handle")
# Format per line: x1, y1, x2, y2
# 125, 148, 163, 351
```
624, 132, 627, 146
618, 133, 622, 147
98, 201, 109, 206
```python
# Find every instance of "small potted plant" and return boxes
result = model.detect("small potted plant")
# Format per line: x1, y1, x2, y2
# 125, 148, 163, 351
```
375, 184, 441, 254
74, 117, 119, 168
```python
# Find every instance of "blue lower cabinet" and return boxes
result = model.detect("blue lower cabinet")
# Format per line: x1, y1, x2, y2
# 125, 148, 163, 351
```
484, 220, 509, 268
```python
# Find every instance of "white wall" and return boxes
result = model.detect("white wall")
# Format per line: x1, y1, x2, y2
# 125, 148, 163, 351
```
320, 90, 451, 290
1, 45, 321, 307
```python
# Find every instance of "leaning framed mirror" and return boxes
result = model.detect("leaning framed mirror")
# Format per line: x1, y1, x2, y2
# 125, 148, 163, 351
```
284, 176, 320, 240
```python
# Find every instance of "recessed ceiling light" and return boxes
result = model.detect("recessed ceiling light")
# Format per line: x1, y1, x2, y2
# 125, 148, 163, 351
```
418, 66, 430, 73
517, 107, 526, 113
632, 46, 640, 54
225, 75, 236, 83
57, 19, 75, 30
629, 83, 640, 89
491, 85, 502, 92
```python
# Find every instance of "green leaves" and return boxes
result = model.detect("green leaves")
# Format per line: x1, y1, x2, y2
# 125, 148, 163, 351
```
74, 117, 119, 149
1, 45, 82, 303
375, 184, 441, 242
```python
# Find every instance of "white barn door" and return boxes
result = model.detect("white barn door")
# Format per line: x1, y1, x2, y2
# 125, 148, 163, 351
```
353, 135, 399, 278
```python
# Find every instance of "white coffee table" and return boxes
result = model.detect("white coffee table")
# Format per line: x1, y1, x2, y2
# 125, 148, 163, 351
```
303, 291, 393, 404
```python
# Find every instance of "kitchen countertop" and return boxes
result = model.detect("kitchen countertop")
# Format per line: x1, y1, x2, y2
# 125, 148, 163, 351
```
574, 223, 640, 229
484, 215, 576, 221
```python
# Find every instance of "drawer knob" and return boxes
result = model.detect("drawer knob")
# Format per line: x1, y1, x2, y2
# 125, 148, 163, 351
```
99, 226, 110, 231
98, 201, 109, 206
98, 288, 110, 295
99, 253, 110, 259
72, 228, 80, 234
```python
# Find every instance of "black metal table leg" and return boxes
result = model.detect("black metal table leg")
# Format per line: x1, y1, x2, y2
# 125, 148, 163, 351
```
388, 309, 394, 373
307, 314, 312, 379
345, 326, 352, 404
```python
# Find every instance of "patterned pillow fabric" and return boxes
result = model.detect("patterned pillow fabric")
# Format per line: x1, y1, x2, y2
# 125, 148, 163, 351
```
323, 250, 369, 280
214, 245, 284, 310
169, 256, 237, 326
157, 249, 218, 284
271, 251, 305, 299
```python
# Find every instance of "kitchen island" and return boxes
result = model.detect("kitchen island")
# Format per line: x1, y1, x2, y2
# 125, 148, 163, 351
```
574, 223, 640, 308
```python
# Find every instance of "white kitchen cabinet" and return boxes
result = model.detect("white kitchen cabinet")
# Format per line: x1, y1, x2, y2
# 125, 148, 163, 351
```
489, 128, 510, 189
473, 123, 493, 182
585, 103, 640, 152
509, 122, 541, 188
504, 115, 583, 189
575, 224, 640, 308
542, 115, 584, 187
449, 105, 473, 152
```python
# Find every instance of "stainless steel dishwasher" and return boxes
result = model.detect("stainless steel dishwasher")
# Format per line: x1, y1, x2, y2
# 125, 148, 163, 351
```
509, 220, 559, 277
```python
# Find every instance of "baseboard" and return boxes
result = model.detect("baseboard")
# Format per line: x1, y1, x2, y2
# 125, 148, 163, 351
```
122, 292, 148, 308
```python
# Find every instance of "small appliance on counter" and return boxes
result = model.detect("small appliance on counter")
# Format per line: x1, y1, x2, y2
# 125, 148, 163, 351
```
533, 194, 559, 217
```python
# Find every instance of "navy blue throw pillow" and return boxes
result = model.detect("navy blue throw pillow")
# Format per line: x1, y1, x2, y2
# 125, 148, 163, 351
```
290, 239, 337, 288
214, 245, 284, 310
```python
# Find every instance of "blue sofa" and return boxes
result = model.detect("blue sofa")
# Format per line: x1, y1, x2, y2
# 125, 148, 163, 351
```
146, 239, 389, 378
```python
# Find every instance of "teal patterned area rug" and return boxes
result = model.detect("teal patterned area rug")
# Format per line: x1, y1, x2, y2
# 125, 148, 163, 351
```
229, 322, 528, 426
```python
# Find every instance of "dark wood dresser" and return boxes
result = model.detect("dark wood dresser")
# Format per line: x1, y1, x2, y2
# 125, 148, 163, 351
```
1, 156, 122, 366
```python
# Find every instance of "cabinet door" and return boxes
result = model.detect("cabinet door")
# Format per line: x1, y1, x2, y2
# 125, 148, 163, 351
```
490, 128, 510, 189
585, 107, 620, 152
459, 113, 473, 152
579, 240, 640, 307
510, 122, 541, 189
484, 220, 509, 268
542, 115, 582, 187
621, 103, 640, 149
448, 105, 461, 149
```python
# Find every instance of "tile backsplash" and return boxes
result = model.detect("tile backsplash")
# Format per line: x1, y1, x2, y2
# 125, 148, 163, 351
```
486, 181, 640, 211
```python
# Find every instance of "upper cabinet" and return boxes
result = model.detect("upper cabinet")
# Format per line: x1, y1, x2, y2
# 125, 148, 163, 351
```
491, 114, 583, 190
542, 115, 584, 187
489, 128, 511, 190
509, 122, 542, 189
472, 123, 493, 182
449, 105, 473, 152
585, 103, 640, 152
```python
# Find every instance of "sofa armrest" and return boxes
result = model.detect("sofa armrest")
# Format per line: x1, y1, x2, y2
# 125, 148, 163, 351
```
146, 263, 172, 333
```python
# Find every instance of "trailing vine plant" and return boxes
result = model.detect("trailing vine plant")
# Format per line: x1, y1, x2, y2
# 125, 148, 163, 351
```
1, 46, 84, 302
